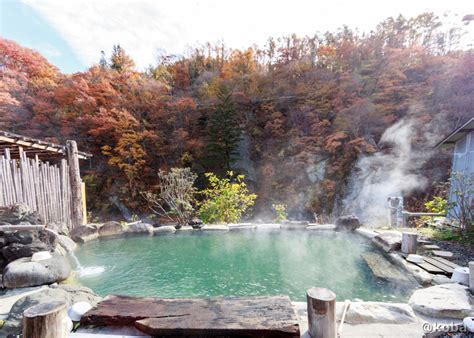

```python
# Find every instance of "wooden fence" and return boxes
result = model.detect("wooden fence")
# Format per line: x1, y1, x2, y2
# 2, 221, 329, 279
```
0, 148, 77, 228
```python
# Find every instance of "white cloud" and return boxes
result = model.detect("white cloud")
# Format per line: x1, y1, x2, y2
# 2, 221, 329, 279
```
23, 0, 474, 70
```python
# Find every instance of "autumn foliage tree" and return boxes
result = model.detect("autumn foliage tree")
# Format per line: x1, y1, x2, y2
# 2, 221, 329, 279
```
0, 12, 472, 219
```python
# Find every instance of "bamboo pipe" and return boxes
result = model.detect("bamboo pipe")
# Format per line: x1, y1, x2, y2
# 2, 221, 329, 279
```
0, 224, 46, 231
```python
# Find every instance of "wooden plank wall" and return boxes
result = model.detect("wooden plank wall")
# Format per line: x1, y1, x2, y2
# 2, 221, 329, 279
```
0, 148, 74, 229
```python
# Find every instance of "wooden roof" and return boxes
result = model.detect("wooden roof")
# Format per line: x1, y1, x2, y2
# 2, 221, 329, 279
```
0, 130, 92, 160
435, 117, 474, 149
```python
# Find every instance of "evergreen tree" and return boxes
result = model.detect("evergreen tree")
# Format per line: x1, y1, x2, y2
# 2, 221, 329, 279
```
206, 86, 241, 172
99, 50, 108, 69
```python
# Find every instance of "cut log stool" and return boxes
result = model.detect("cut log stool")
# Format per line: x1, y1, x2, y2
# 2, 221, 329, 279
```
401, 232, 418, 254
23, 300, 68, 338
306, 287, 336, 338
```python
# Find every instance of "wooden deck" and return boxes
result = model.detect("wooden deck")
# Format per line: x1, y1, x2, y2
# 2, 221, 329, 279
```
403, 254, 460, 276
81, 295, 300, 337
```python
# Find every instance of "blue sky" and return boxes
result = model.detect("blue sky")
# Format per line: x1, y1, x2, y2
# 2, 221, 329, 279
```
1, 0, 472, 74
1, 1, 85, 73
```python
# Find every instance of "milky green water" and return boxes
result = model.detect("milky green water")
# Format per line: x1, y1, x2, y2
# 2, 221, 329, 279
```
74, 230, 412, 302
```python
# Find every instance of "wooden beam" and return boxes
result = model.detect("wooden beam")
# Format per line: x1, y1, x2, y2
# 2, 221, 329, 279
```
0, 135, 65, 154
0, 135, 91, 159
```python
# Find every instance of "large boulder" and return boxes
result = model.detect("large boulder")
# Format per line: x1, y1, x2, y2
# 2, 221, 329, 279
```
0, 203, 42, 225
57, 234, 77, 253
70, 224, 99, 243
335, 215, 360, 231
372, 231, 402, 252
1, 230, 57, 263
2, 253, 71, 288
3, 231, 34, 245
2, 284, 101, 335
125, 222, 154, 235
98, 221, 125, 238
409, 283, 474, 319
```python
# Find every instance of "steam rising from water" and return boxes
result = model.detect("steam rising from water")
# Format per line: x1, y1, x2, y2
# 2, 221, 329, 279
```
342, 119, 435, 226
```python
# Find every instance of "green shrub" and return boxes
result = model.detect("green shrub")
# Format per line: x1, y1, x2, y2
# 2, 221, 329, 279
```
199, 171, 257, 224
424, 196, 448, 214
272, 204, 287, 222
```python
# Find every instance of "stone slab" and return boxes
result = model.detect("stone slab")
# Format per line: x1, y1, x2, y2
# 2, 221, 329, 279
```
307, 224, 336, 231
152, 226, 176, 235
82, 295, 299, 337
280, 221, 309, 230
408, 283, 473, 319
228, 224, 256, 231
361, 252, 410, 284
176, 226, 194, 232
432, 250, 454, 259
422, 244, 440, 250
355, 228, 379, 239
372, 231, 402, 252
254, 224, 281, 230
200, 224, 229, 231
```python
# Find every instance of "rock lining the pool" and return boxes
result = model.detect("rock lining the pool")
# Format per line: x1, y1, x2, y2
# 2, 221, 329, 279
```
1, 211, 472, 336
66, 215, 358, 243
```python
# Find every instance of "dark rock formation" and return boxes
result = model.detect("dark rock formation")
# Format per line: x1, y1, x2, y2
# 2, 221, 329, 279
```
0, 203, 42, 225
188, 218, 203, 229
70, 224, 99, 243
1, 230, 57, 263
98, 221, 125, 238
125, 222, 154, 234
335, 215, 360, 231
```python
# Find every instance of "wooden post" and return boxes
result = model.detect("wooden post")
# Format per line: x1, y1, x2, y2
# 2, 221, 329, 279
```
67, 140, 83, 228
388, 197, 398, 227
23, 301, 68, 338
401, 232, 418, 254
81, 182, 88, 224
469, 261, 474, 289
306, 287, 336, 338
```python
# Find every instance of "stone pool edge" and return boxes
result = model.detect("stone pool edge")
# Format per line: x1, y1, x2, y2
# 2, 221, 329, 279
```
2, 222, 471, 336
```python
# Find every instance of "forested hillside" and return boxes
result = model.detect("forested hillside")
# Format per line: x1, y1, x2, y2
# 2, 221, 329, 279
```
1, 13, 473, 221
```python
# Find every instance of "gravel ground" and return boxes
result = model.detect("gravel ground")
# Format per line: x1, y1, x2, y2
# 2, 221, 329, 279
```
422, 239, 474, 266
